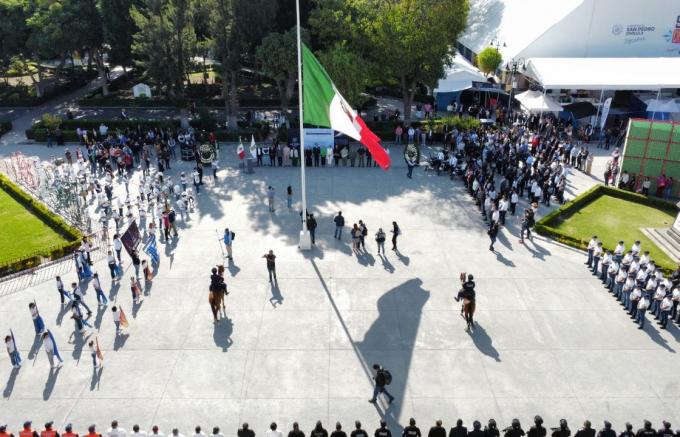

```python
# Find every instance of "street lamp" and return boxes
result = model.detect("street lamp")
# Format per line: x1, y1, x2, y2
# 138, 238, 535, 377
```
489, 37, 506, 51
505, 58, 525, 120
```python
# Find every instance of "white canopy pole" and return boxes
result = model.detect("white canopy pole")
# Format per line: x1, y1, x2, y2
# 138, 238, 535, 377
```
651, 89, 661, 120
593, 89, 603, 131
296, 0, 311, 250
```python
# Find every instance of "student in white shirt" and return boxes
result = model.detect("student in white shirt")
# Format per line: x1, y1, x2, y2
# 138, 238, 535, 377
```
586, 236, 598, 268
108, 421, 127, 437
192, 426, 206, 437
210, 427, 224, 437
149, 426, 165, 437
130, 425, 147, 437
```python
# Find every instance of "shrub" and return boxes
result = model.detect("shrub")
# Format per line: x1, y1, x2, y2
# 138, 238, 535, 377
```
42, 113, 62, 131
0, 120, 11, 137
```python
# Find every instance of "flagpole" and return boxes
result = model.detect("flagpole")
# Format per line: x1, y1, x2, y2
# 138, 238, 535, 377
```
296, 0, 311, 250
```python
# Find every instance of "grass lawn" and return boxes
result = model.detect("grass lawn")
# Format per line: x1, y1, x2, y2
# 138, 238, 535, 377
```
551, 194, 677, 272
0, 187, 72, 265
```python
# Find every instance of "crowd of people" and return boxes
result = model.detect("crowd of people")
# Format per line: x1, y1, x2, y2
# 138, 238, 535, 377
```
2, 417, 679, 437
586, 237, 680, 329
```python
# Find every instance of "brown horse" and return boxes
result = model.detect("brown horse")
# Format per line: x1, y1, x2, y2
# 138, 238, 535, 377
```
209, 265, 227, 323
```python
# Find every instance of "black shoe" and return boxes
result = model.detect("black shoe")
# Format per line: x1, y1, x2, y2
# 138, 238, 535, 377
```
368, 399, 376, 403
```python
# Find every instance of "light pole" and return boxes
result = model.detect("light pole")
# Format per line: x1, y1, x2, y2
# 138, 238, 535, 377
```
505, 58, 525, 122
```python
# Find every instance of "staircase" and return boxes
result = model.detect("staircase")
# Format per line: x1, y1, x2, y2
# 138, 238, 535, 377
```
642, 227, 680, 263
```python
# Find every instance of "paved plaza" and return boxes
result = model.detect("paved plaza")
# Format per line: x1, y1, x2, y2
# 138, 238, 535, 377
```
1, 143, 680, 433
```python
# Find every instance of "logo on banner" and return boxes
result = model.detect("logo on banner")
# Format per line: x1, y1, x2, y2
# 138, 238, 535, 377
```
611, 24, 623, 36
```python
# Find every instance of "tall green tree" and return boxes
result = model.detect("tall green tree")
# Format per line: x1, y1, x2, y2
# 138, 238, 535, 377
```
255, 28, 307, 121
209, 0, 277, 128
317, 43, 373, 108
131, 0, 196, 97
0, 0, 29, 82
311, 0, 469, 123
101, 0, 138, 74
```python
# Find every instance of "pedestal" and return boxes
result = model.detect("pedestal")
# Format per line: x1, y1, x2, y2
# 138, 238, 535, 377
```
299, 230, 312, 251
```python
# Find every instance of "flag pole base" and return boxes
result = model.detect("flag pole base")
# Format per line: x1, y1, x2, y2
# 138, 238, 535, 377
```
298, 230, 312, 251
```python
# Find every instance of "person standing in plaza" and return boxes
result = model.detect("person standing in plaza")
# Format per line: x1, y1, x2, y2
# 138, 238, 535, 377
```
330, 424, 346, 437
5, 331, 22, 368
310, 422, 327, 437
659, 293, 673, 329
210, 428, 223, 437
55, 276, 71, 305
267, 186, 275, 212
88, 339, 102, 369
636, 294, 650, 329
263, 250, 277, 284
288, 423, 304, 437
92, 273, 108, 306
307, 214, 317, 245
427, 421, 445, 437
391, 221, 401, 251
368, 362, 394, 404
113, 234, 123, 263
62, 424, 79, 437
107, 421, 127, 437
375, 228, 386, 255
72, 282, 93, 316
42, 330, 63, 369
237, 423, 254, 437
131, 250, 141, 279
287, 186, 293, 209
449, 419, 467, 437
266, 423, 283, 437
29, 302, 45, 335
488, 222, 499, 252
586, 236, 598, 268
193, 168, 201, 194
129, 425, 146, 437
375, 422, 391, 437
403, 419, 421, 437
334, 211, 345, 240
223, 228, 234, 260
40, 422, 59, 437
191, 427, 205, 437
528, 417, 546, 437
359, 220, 368, 250
597, 421, 615, 437
351, 423, 367, 437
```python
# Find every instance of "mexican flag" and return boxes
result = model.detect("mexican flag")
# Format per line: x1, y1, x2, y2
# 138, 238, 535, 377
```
237, 138, 245, 160
302, 44, 390, 170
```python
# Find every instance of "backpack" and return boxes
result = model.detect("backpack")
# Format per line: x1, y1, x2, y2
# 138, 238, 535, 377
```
168, 210, 176, 223
231, 231, 235, 240
377, 369, 392, 386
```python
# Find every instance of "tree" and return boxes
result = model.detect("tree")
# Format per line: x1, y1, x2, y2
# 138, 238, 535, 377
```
101, 0, 139, 74
317, 43, 373, 108
131, 0, 196, 97
0, 0, 29, 80
311, 0, 470, 123
477, 47, 502, 76
209, 0, 277, 128
255, 28, 307, 122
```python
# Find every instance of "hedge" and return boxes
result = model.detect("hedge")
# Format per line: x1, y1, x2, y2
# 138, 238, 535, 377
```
26, 118, 182, 142
78, 96, 294, 109
535, 184, 678, 275
0, 120, 11, 137
0, 74, 95, 107
0, 173, 84, 275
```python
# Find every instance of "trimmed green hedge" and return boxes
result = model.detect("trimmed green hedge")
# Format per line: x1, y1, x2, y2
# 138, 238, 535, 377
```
0, 173, 84, 275
535, 184, 678, 275
26, 118, 182, 142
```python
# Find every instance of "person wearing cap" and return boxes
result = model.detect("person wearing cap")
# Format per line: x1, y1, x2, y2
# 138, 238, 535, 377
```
636, 293, 650, 328
1, 424, 16, 437
41, 422, 59, 437
574, 422, 594, 437
659, 294, 673, 329
130, 425, 146, 437
19, 422, 39, 437
29, 302, 45, 336
614, 265, 627, 300
469, 422, 484, 437
597, 422, 615, 437
403, 419, 421, 437
62, 424, 78, 437
617, 424, 633, 437
606, 258, 619, 292
673, 286, 680, 323
528, 417, 546, 437
599, 250, 612, 282
427, 421, 445, 437
631, 241, 642, 257
657, 422, 673, 437
374, 421, 391, 437
586, 236, 598, 268
191, 427, 205, 437
551, 420, 570, 437
107, 421, 127, 437
635, 421, 655, 437
86, 425, 101, 437
330, 423, 346, 437
591, 242, 603, 275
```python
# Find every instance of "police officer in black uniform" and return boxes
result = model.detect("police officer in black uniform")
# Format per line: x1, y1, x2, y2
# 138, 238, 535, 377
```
403, 419, 421, 437
552, 420, 571, 437
469, 422, 484, 437
618, 424, 634, 437
449, 420, 467, 437
528, 416, 546, 437
597, 422, 616, 437
375, 421, 391, 437
351, 422, 368, 437
636, 421, 656, 437
504, 420, 525, 437
484, 420, 500, 437
575, 421, 595, 437
657, 422, 673, 437
427, 421, 446, 437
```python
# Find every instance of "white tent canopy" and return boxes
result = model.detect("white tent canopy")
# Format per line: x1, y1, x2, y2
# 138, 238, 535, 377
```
645, 98, 680, 114
434, 52, 488, 93
525, 58, 680, 90
514, 90, 563, 113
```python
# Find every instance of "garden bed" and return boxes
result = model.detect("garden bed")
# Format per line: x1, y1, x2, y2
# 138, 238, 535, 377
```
0, 174, 83, 274
535, 184, 678, 274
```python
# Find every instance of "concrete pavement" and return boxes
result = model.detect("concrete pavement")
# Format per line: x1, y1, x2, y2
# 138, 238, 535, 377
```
0, 141, 678, 434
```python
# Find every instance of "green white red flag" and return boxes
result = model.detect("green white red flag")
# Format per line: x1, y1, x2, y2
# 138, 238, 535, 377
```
301, 44, 390, 170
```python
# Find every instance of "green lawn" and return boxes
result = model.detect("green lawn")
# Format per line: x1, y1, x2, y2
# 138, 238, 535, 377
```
551, 195, 677, 272
0, 187, 71, 265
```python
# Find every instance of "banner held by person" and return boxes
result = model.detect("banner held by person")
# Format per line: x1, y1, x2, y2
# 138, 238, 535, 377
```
301, 43, 391, 170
